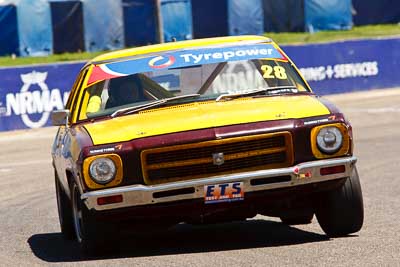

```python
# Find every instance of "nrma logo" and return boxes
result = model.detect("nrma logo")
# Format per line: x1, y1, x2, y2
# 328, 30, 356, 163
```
4, 71, 69, 128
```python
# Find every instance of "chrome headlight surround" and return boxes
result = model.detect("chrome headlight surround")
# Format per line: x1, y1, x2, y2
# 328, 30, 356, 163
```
89, 157, 116, 184
316, 126, 343, 154
83, 154, 123, 189
311, 123, 350, 159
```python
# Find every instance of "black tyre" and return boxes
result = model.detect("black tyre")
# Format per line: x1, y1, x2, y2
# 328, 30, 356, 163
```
315, 167, 364, 237
280, 212, 314, 225
71, 182, 107, 255
55, 171, 74, 240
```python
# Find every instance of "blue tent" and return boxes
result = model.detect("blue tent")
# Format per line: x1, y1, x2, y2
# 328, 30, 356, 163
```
262, 0, 304, 32
0, 4, 19, 56
0, 0, 52, 56
192, 0, 264, 38
352, 0, 400, 25
123, 0, 159, 46
262, 0, 352, 33
123, 0, 193, 47
305, 0, 352, 32
160, 0, 193, 42
0, 0, 124, 56
49, 0, 84, 54
82, 0, 124, 52
48, 0, 124, 53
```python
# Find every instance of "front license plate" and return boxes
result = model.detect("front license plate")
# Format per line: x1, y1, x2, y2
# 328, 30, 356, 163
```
204, 182, 244, 204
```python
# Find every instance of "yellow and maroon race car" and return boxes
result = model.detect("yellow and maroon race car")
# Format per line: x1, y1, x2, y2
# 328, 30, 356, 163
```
51, 36, 363, 253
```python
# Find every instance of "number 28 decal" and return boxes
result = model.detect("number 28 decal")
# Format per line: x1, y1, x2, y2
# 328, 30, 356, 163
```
261, 65, 288, 80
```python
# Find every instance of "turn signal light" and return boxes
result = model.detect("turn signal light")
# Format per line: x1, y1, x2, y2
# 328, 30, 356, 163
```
97, 195, 123, 205
320, 165, 345, 176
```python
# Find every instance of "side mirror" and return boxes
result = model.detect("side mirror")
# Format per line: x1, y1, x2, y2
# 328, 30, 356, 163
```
51, 109, 70, 126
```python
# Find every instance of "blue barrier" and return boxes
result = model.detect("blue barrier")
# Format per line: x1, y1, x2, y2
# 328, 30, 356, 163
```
0, 62, 84, 131
0, 37, 399, 132
282, 37, 400, 95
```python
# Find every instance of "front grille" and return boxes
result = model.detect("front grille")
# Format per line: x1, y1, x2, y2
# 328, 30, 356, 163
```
141, 132, 294, 185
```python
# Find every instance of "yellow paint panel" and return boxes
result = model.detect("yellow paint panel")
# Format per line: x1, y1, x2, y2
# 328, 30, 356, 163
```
84, 95, 330, 145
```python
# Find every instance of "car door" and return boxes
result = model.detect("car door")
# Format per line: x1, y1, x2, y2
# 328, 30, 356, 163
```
52, 69, 87, 193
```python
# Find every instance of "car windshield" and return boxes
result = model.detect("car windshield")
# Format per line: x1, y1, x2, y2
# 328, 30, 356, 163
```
81, 44, 310, 120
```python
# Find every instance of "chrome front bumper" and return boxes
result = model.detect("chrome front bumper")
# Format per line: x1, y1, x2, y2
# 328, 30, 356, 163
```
82, 156, 357, 211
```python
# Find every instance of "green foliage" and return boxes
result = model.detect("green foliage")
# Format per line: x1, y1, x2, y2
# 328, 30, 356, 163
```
0, 51, 104, 67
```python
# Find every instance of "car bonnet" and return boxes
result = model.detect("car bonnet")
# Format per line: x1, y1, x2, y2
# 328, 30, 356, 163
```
83, 95, 330, 145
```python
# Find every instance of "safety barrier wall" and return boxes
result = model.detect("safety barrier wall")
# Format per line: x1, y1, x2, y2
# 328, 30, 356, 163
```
0, 37, 399, 132
283, 37, 400, 95
0, 62, 84, 131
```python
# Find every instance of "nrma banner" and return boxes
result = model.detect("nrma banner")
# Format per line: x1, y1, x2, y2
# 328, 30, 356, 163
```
0, 62, 83, 131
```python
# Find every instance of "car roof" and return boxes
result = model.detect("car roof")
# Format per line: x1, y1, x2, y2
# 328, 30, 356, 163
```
89, 35, 272, 65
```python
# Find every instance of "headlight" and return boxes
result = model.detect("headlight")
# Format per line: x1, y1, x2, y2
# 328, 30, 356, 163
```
89, 157, 116, 184
316, 126, 343, 154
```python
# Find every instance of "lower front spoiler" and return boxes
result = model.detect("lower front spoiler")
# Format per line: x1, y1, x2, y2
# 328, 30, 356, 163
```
82, 156, 357, 211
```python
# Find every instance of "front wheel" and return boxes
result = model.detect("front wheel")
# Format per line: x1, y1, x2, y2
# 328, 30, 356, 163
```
71, 182, 106, 255
55, 171, 74, 240
315, 167, 364, 237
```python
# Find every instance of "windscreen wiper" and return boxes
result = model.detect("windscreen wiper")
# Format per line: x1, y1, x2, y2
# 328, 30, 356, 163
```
111, 94, 201, 118
215, 86, 298, 102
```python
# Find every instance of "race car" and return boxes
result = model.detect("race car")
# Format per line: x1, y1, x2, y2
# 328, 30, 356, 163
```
51, 35, 363, 254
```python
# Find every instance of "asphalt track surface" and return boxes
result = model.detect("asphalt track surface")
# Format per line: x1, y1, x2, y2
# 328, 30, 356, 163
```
1, 88, 400, 266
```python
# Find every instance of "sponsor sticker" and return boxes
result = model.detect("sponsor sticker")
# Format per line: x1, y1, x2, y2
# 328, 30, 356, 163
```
299, 61, 379, 82
302, 115, 336, 126
88, 144, 122, 155
204, 182, 244, 204
148, 55, 176, 69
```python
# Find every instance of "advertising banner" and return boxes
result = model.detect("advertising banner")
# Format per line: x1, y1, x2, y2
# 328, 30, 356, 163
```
282, 37, 400, 95
0, 62, 84, 132
0, 37, 399, 132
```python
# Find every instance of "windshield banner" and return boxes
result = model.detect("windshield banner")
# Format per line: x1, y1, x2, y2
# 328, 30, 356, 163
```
88, 43, 286, 85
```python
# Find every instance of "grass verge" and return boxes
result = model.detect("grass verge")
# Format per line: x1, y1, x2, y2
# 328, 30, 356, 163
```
266, 24, 400, 44
0, 51, 104, 67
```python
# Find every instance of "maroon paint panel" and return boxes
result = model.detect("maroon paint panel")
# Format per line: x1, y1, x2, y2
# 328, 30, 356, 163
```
76, 111, 350, 191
